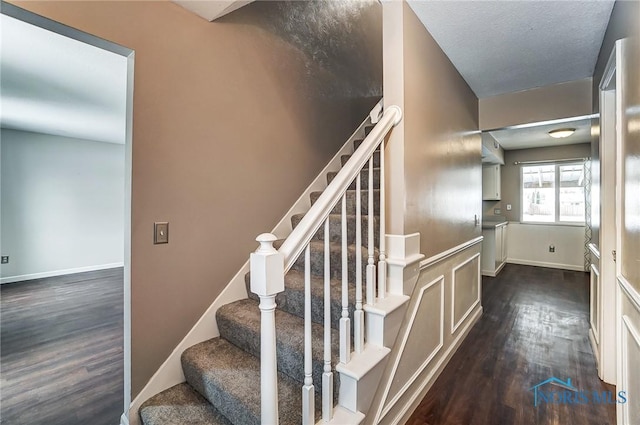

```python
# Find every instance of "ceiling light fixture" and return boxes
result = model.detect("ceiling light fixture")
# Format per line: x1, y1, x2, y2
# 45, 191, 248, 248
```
548, 128, 576, 139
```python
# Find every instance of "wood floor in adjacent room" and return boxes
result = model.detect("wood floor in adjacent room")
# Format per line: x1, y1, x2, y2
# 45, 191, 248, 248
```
0, 268, 124, 425
408, 264, 616, 425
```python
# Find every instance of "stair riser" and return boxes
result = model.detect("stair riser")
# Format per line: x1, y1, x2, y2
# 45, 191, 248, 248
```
291, 214, 379, 246
327, 169, 380, 190
310, 190, 381, 216
341, 151, 380, 168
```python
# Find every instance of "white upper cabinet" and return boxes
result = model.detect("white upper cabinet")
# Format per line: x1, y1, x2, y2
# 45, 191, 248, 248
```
482, 164, 501, 201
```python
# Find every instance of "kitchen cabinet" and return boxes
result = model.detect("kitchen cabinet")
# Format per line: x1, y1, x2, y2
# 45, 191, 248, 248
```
482, 164, 501, 201
482, 221, 508, 277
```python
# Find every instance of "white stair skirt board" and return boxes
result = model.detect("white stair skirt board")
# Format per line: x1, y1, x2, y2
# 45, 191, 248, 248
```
336, 344, 391, 414
364, 294, 410, 348
127, 104, 380, 425
0, 262, 124, 284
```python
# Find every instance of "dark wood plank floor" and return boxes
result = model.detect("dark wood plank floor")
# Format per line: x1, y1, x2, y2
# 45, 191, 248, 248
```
407, 264, 616, 425
1, 268, 124, 425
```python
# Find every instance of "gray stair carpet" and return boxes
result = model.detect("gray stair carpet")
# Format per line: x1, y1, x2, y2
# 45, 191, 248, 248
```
140, 127, 379, 424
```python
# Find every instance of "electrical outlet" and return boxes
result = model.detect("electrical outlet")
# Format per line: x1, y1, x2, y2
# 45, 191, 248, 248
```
506, 204, 512, 211
1, 256, 8, 264
549, 245, 555, 253
494, 208, 501, 215
154, 222, 169, 244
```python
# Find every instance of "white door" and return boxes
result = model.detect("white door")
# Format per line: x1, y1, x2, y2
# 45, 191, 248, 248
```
615, 36, 640, 425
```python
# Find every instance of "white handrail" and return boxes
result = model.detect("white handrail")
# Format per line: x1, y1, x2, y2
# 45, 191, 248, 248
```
278, 105, 402, 271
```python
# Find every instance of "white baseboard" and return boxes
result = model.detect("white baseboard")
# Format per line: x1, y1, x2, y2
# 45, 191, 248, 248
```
0, 262, 124, 284
120, 412, 129, 425
128, 107, 378, 423
506, 258, 584, 272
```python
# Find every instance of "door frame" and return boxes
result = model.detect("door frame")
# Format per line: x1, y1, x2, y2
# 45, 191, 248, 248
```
1, 3, 135, 423
597, 39, 619, 386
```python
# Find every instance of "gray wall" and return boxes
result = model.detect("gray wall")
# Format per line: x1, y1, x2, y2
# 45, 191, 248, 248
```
590, 0, 640, 249
483, 143, 592, 222
385, 2, 481, 258
13, 0, 383, 395
1, 129, 125, 281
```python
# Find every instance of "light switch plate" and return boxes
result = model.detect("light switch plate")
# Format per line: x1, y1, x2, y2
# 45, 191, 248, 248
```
154, 222, 169, 244
506, 204, 512, 211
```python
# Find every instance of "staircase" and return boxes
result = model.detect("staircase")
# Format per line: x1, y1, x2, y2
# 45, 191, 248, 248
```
139, 106, 403, 425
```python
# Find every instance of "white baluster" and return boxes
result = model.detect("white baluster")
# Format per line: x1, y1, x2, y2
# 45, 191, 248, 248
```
323, 219, 333, 421
355, 172, 364, 353
250, 233, 284, 425
302, 244, 315, 425
340, 195, 351, 364
366, 156, 375, 306
378, 141, 387, 299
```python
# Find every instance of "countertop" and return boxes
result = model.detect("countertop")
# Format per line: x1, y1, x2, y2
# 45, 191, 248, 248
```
482, 220, 508, 229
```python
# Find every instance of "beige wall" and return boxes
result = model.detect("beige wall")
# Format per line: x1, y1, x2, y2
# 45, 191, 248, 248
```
385, 2, 481, 258
483, 143, 591, 222
11, 0, 382, 396
479, 78, 592, 130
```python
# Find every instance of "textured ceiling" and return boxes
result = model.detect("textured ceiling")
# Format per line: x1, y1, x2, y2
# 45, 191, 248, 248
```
408, 0, 615, 98
490, 117, 592, 150
0, 14, 128, 144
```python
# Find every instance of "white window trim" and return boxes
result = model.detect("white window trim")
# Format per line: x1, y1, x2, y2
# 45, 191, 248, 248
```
520, 161, 586, 226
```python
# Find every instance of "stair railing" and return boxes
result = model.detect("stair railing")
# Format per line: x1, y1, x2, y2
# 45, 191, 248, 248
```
251, 104, 402, 424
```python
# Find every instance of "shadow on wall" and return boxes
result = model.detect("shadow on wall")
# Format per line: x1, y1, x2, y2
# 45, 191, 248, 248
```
217, 0, 383, 101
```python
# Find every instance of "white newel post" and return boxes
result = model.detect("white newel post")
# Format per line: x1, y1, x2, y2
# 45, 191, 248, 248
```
250, 233, 284, 425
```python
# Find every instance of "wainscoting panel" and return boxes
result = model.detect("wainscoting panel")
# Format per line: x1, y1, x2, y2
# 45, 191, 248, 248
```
385, 275, 444, 410
367, 239, 483, 425
451, 253, 480, 334
619, 280, 640, 425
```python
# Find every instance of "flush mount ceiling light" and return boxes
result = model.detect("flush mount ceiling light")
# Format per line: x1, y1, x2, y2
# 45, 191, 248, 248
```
548, 128, 576, 139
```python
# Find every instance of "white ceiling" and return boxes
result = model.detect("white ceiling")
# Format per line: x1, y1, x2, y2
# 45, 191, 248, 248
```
490, 117, 592, 150
408, 0, 615, 98
0, 14, 128, 144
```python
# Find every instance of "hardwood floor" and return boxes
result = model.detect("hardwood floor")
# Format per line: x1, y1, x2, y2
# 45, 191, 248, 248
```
407, 264, 616, 425
1, 268, 124, 425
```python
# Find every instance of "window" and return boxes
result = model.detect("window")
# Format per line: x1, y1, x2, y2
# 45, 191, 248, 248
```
521, 162, 585, 224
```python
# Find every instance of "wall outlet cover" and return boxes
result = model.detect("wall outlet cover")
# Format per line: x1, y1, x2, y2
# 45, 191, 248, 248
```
1, 256, 8, 264
494, 208, 501, 215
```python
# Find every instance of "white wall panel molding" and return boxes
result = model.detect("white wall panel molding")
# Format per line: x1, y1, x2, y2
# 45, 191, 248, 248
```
367, 240, 483, 425
376, 275, 445, 421
451, 253, 481, 335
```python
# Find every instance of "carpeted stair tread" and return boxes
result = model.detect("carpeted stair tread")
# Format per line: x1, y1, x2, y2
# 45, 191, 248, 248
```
181, 338, 317, 425
310, 189, 381, 216
217, 298, 340, 401
245, 269, 355, 329
291, 213, 379, 245
139, 382, 233, 425
341, 151, 380, 168
291, 240, 378, 282
327, 168, 380, 190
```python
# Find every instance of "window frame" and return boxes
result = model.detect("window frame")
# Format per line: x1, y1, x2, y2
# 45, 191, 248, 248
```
520, 161, 586, 226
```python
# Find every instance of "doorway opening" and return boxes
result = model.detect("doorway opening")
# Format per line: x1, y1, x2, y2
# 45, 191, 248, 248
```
0, 3, 133, 424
